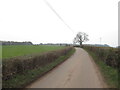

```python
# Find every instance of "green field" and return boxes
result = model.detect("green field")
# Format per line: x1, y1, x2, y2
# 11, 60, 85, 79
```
2, 45, 65, 59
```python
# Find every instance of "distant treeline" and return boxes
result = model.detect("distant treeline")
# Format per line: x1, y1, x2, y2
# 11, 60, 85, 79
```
84, 44, 110, 47
36, 43, 72, 46
0, 41, 33, 45
0, 41, 73, 46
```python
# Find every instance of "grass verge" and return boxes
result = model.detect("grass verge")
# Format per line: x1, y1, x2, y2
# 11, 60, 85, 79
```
3, 48, 75, 88
84, 48, 118, 88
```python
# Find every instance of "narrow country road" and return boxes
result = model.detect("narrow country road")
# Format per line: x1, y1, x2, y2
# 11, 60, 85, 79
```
26, 48, 107, 88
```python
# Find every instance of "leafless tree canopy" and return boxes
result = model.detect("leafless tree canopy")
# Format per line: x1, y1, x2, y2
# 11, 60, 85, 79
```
73, 32, 89, 46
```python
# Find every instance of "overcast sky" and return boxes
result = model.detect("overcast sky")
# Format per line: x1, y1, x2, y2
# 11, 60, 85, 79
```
0, 0, 119, 47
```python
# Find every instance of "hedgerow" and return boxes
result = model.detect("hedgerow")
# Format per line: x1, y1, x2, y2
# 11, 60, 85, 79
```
2, 47, 73, 81
82, 45, 118, 68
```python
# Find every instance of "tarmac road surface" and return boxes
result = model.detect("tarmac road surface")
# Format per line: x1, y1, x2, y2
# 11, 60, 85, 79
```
26, 48, 107, 88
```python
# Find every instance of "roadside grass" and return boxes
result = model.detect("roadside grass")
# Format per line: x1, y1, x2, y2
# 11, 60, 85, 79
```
2, 45, 65, 59
3, 48, 75, 88
84, 48, 118, 88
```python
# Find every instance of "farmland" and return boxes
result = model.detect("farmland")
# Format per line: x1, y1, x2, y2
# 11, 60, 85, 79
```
2, 45, 65, 59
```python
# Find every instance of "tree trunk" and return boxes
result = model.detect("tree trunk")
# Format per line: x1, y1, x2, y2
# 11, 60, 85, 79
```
80, 42, 82, 47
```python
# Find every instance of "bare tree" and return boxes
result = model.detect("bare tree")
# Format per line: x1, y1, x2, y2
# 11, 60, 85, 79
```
73, 32, 89, 47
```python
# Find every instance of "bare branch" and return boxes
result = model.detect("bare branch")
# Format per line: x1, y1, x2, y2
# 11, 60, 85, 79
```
73, 32, 89, 46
